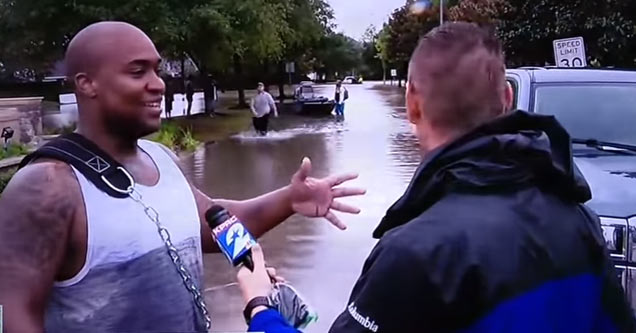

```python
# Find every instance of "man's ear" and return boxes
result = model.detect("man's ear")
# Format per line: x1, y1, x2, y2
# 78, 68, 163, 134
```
503, 81, 514, 113
406, 80, 422, 125
74, 73, 97, 98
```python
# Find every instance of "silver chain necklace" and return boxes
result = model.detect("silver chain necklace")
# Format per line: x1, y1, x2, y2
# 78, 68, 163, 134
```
107, 167, 212, 330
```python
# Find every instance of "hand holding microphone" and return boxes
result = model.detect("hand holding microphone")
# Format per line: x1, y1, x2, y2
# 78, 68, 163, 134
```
205, 205, 256, 271
205, 205, 317, 328
236, 243, 275, 304
236, 243, 317, 329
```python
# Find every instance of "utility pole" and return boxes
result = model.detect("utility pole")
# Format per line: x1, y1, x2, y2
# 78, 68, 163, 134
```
439, 0, 444, 25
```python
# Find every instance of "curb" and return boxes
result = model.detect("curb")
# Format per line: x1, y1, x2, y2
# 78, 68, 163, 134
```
0, 156, 22, 171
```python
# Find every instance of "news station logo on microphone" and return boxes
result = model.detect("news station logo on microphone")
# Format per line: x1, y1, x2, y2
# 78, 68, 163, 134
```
211, 214, 256, 266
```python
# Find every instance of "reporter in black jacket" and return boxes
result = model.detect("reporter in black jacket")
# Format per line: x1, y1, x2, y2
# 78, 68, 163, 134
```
237, 22, 635, 333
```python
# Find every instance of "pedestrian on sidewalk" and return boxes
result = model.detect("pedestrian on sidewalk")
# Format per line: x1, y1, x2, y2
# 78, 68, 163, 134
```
250, 82, 278, 136
164, 80, 174, 119
185, 77, 194, 116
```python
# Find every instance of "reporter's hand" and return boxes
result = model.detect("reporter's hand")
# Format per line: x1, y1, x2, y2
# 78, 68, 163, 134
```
237, 244, 274, 304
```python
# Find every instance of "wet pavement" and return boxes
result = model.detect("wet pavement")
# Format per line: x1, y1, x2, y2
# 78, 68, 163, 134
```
179, 82, 421, 332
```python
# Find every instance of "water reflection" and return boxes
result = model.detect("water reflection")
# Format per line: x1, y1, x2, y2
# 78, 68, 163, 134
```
389, 132, 421, 181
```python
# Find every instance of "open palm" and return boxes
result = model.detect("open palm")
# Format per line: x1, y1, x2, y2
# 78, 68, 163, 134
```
290, 157, 366, 229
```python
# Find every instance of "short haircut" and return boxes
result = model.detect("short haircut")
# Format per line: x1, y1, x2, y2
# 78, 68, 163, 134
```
65, 21, 149, 81
408, 22, 506, 132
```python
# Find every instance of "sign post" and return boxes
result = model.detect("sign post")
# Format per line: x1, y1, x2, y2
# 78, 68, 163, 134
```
285, 62, 295, 86
1, 127, 13, 151
553, 37, 587, 68
390, 69, 397, 86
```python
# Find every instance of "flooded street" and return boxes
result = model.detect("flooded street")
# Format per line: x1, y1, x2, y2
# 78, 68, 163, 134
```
180, 83, 421, 332
7, 2, 632, 331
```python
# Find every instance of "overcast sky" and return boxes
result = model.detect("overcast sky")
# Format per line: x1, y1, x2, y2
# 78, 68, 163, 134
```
328, 0, 406, 40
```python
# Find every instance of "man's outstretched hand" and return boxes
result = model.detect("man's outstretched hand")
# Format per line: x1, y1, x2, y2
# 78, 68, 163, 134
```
289, 157, 366, 230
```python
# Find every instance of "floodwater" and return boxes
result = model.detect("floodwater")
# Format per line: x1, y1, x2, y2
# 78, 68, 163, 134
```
179, 83, 422, 332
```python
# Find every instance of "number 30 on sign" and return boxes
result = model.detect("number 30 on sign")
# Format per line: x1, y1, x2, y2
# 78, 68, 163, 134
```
553, 37, 587, 68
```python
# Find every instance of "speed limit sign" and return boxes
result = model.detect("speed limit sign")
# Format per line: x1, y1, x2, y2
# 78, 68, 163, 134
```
553, 37, 587, 68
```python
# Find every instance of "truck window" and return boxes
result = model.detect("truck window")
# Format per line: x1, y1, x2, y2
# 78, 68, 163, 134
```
533, 83, 636, 146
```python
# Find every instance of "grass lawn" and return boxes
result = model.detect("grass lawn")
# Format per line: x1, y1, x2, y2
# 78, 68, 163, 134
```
0, 167, 17, 195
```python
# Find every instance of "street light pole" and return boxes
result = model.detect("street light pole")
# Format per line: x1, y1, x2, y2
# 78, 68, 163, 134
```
440, 0, 444, 25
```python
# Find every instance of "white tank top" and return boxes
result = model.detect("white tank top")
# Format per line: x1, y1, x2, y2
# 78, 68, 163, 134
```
45, 140, 206, 332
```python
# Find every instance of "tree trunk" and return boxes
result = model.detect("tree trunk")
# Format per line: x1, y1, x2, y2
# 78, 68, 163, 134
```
277, 61, 286, 101
396, 61, 408, 88
201, 69, 214, 115
234, 53, 248, 108
181, 56, 186, 84
186, 53, 214, 115
181, 56, 189, 115
262, 60, 270, 89
382, 60, 386, 85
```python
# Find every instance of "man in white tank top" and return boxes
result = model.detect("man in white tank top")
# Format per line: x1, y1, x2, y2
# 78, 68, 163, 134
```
0, 22, 365, 333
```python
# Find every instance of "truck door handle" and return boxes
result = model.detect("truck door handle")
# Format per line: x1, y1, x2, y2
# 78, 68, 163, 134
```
602, 224, 626, 259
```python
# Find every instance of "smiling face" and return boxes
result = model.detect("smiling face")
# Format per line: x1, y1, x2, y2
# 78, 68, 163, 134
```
68, 22, 166, 140
96, 33, 165, 138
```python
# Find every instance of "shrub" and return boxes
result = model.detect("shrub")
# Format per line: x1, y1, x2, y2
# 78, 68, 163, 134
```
180, 128, 199, 152
0, 143, 29, 160
43, 123, 77, 136
0, 168, 17, 194
153, 122, 200, 152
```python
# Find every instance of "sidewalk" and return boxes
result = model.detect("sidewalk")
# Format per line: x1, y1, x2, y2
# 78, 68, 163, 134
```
0, 155, 21, 171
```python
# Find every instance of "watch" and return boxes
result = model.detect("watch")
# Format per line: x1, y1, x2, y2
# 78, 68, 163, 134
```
243, 296, 273, 325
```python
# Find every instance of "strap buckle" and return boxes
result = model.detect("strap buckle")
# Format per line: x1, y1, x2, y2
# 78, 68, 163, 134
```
101, 166, 135, 195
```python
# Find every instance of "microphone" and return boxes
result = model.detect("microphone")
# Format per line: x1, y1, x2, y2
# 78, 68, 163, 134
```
205, 205, 256, 271
206, 205, 318, 328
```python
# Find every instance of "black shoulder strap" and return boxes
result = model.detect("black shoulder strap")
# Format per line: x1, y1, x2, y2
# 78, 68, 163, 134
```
19, 133, 133, 198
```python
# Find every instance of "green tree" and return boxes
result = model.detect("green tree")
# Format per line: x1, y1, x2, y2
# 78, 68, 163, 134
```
359, 25, 384, 80
0, 0, 335, 106
382, 2, 439, 86
449, 0, 636, 67
497, 0, 636, 67
448, 0, 508, 24
375, 25, 391, 83
216, 0, 288, 107
156, 0, 289, 107
375, 0, 636, 72
311, 32, 362, 80
0, 0, 171, 78
271, 0, 334, 100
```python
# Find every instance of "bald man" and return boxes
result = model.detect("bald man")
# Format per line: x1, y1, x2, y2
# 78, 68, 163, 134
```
0, 21, 365, 332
